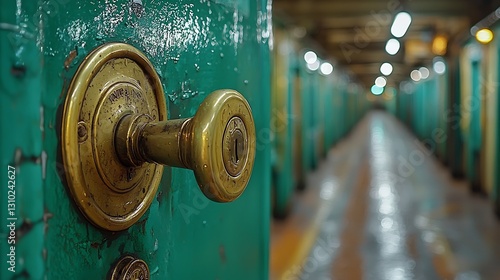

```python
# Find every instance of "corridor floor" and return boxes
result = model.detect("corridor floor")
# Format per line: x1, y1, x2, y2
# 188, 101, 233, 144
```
271, 112, 500, 280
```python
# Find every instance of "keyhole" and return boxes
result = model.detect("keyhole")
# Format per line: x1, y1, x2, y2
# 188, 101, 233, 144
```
234, 138, 239, 163
222, 117, 247, 176
230, 129, 245, 166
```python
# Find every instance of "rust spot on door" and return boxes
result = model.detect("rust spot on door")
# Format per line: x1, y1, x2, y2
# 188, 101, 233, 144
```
64, 50, 78, 69
219, 244, 226, 263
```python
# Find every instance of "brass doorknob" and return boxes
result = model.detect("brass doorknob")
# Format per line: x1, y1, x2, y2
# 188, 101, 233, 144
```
115, 90, 256, 202
62, 43, 255, 231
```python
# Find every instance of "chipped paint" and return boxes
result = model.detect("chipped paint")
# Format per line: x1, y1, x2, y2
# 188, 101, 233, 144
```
63, 50, 77, 69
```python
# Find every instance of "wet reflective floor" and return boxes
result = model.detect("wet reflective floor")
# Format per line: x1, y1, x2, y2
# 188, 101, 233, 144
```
271, 112, 500, 280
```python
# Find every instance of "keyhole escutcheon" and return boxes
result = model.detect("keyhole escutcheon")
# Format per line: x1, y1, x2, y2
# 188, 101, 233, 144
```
222, 116, 248, 177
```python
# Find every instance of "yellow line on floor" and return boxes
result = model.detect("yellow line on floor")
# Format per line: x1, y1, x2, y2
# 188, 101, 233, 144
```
279, 200, 334, 280
273, 157, 352, 280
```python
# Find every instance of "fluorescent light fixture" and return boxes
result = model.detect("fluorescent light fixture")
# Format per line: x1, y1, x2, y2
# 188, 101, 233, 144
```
433, 58, 446, 75
304, 51, 317, 64
410, 70, 421, 82
391, 12, 412, 38
380, 63, 393, 76
307, 60, 320, 71
419, 67, 430, 79
385, 39, 400, 55
476, 28, 494, 44
371, 85, 384, 95
375, 76, 387, 87
320, 62, 333, 75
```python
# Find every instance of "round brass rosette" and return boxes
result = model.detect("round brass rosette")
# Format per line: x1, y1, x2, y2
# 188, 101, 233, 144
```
61, 43, 166, 231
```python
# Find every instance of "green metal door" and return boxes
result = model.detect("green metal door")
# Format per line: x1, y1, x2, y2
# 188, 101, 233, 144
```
300, 69, 314, 173
494, 24, 500, 215
321, 76, 334, 152
331, 80, 345, 144
448, 57, 465, 178
1, 1, 271, 279
270, 27, 295, 217
468, 59, 482, 192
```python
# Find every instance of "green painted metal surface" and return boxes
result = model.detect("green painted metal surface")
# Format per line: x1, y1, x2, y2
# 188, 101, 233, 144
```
312, 73, 324, 162
495, 24, 500, 214
0, 1, 45, 279
449, 57, 465, 177
300, 70, 315, 173
1, 0, 271, 279
396, 68, 450, 165
291, 61, 305, 189
436, 73, 449, 162
467, 59, 482, 190
270, 28, 295, 217
309, 72, 321, 169
321, 77, 335, 151
331, 80, 346, 144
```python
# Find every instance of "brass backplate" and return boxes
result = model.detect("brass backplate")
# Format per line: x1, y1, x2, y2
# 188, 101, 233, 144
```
110, 255, 150, 280
62, 43, 166, 231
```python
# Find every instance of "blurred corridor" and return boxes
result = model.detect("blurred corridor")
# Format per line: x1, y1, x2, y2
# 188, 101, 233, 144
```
271, 112, 500, 280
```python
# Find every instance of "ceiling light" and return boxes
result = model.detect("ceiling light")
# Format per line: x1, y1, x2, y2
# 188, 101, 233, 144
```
371, 85, 384, 95
476, 28, 494, 44
307, 60, 320, 71
304, 51, 317, 64
380, 63, 393, 76
419, 67, 430, 79
320, 62, 334, 75
432, 35, 447, 55
433, 58, 446, 75
410, 70, 421, 82
375, 76, 387, 87
391, 12, 412, 38
385, 39, 400, 55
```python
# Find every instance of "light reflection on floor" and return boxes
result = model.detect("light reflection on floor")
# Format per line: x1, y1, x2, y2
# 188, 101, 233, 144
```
365, 119, 414, 280
271, 112, 500, 280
